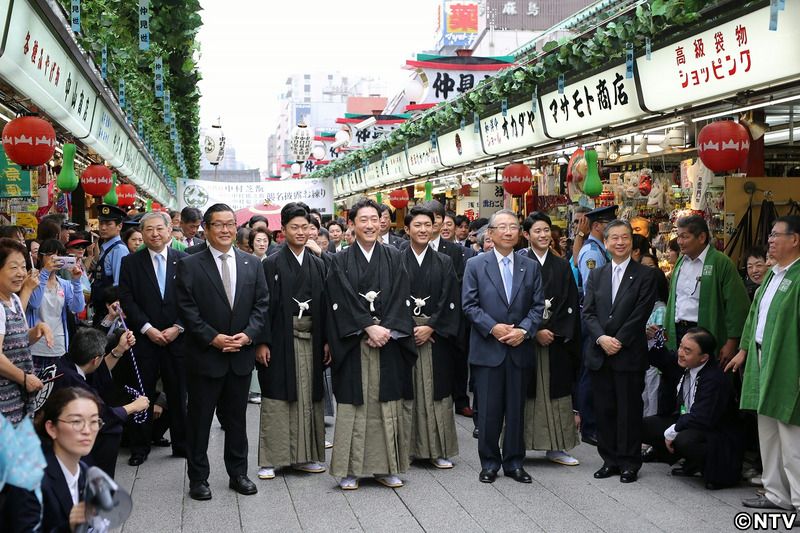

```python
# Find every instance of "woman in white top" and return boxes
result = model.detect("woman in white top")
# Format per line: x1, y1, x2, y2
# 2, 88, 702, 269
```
26, 239, 85, 373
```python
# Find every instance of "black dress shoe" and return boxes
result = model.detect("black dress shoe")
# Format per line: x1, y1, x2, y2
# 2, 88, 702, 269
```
620, 469, 638, 483
472, 427, 479, 439
593, 466, 620, 479
151, 437, 171, 447
229, 474, 258, 495
671, 466, 699, 477
479, 469, 497, 483
641, 447, 657, 463
189, 481, 212, 501
128, 453, 147, 466
504, 468, 532, 483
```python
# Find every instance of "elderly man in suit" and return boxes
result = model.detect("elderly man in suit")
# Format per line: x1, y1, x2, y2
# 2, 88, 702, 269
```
462, 209, 544, 483
583, 219, 657, 483
177, 203, 270, 501
118, 211, 189, 465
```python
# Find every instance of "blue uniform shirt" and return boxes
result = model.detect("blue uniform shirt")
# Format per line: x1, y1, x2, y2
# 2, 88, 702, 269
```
577, 235, 607, 295
101, 235, 129, 285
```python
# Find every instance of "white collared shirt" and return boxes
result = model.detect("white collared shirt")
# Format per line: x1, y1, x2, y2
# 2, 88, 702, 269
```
413, 245, 428, 266
291, 247, 305, 266
674, 245, 711, 322
381, 233, 390, 245
611, 256, 631, 302
357, 241, 376, 263
56, 456, 80, 506
75, 363, 86, 380
493, 248, 514, 270
209, 245, 237, 303
755, 256, 800, 345
429, 236, 441, 252
532, 248, 548, 266
664, 360, 708, 440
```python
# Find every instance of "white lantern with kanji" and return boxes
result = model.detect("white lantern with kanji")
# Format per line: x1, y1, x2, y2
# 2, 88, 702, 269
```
290, 122, 313, 162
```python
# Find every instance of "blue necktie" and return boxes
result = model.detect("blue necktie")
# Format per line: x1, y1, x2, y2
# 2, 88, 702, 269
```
501, 256, 513, 302
155, 253, 166, 298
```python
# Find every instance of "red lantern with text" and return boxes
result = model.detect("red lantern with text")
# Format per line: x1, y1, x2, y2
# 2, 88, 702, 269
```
502, 163, 532, 196
2, 115, 57, 167
80, 165, 113, 197
116, 184, 137, 208
389, 189, 409, 209
151, 202, 162, 212
697, 120, 750, 173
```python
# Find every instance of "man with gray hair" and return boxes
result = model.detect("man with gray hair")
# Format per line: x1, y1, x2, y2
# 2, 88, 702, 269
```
118, 210, 189, 466
582, 219, 657, 483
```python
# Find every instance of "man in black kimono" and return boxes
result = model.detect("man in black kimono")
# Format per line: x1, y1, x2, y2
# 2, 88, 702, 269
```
402, 206, 461, 468
519, 212, 582, 466
326, 198, 416, 490
256, 203, 329, 480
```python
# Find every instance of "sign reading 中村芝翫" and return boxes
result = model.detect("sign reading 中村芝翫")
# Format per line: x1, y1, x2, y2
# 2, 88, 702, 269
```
178, 178, 334, 214
636, 2, 800, 112
540, 63, 645, 138
481, 100, 547, 155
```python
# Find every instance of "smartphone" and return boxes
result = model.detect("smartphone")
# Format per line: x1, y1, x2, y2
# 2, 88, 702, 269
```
54, 256, 77, 269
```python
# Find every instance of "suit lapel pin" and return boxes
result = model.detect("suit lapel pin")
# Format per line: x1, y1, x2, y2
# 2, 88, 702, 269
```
244, 261, 249, 265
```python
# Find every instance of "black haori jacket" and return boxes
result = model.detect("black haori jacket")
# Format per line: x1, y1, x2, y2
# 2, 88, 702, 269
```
259, 246, 328, 402
326, 242, 417, 405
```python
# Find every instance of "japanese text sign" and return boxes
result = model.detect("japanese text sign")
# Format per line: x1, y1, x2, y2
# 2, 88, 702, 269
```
178, 178, 334, 215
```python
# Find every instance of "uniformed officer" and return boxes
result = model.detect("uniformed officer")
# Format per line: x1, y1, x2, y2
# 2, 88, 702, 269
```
573, 205, 616, 447
90, 204, 130, 325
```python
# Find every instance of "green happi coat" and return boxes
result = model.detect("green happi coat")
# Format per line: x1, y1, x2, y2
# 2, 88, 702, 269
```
739, 260, 800, 426
665, 246, 749, 351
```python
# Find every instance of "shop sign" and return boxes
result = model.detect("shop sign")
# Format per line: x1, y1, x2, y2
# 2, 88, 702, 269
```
178, 177, 334, 215
0, 0, 97, 138
456, 195, 479, 220
84, 101, 127, 167
373, 152, 406, 187
479, 182, 505, 217
438, 126, 487, 167
480, 100, 547, 155
405, 140, 445, 176
0, 146, 34, 198
411, 66, 495, 105
441, 1, 479, 48
12, 212, 38, 238
364, 161, 381, 188
637, 2, 800, 111
541, 64, 645, 138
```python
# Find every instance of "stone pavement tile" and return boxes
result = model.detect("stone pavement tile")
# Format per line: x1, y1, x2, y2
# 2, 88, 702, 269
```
340, 479, 425, 533
279, 469, 362, 532
121, 450, 186, 533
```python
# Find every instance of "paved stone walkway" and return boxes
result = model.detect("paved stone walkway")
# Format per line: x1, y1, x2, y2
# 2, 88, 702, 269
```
114, 405, 787, 532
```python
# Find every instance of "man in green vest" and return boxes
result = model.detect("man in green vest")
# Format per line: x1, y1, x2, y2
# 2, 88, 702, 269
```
664, 215, 748, 365
727, 215, 800, 511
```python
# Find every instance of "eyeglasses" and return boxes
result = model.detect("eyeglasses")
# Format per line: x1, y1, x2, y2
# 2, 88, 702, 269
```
769, 231, 796, 239
208, 222, 237, 230
57, 418, 104, 432
489, 224, 520, 232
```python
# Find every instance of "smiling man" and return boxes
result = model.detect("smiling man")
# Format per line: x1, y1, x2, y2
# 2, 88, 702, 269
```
325, 198, 416, 490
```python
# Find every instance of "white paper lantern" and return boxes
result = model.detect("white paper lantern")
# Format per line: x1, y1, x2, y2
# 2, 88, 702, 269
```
203, 122, 226, 166
334, 129, 350, 147
311, 144, 326, 161
290, 122, 313, 162
290, 162, 302, 176
404, 75, 425, 104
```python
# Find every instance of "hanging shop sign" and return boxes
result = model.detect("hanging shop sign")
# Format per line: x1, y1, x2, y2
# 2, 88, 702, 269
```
438, 125, 487, 167
636, 2, 800, 112
364, 161, 382, 188
85, 100, 127, 167
0, 146, 34, 198
404, 54, 512, 106
439, 0, 479, 48
0, 0, 97, 138
480, 100, 547, 155
540, 63, 645, 138
178, 177, 334, 215
378, 152, 407, 185
405, 140, 446, 176
478, 182, 505, 218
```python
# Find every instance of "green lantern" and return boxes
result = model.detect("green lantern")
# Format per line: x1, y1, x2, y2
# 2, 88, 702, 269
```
57, 143, 79, 192
146, 198, 153, 212
103, 174, 118, 205
583, 148, 603, 198
424, 181, 432, 201
376, 192, 382, 204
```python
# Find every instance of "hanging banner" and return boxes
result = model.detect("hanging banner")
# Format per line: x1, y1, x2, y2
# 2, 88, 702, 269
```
70, 0, 80, 33
540, 63, 646, 138
163, 89, 170, 123
119, 79, 126, 108
178, 177, 334, 215
480, 100, 547, 155
138, 0, 150, 51
636, 2, 800, 111
101, 45, 107, 79
154, 56, 163, 97
0, 146, 34, 198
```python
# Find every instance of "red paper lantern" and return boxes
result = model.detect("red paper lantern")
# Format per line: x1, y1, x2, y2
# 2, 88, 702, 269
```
2, 115, 57, 167
80, 165, 113, 196
389, 189, 409, 209
151, 202, 162, 212
116, 183, 137, 208
697, 120, 750, 173
502, 163, 532, 196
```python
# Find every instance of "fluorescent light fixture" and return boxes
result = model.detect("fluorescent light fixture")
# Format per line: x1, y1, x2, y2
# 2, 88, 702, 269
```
691, 95, 800, 123
642, 121, 686, 134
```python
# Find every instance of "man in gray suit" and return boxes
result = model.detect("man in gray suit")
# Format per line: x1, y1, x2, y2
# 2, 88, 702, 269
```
462, 209, 544, 483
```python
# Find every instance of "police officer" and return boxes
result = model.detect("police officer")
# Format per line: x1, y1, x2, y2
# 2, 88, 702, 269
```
90, 204, 129, 325
573, 205, 616, 446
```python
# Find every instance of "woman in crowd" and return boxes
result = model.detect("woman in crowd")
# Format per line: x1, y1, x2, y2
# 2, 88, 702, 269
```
0, 238, 50, 425
744, 246, 769, 301
122, 227, 143, 255
26, 239, 86, 373
249, 227, 271, 261
26, 239, 39, 267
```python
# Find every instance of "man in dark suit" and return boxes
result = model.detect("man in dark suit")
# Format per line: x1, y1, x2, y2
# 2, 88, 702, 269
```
180, 206, 205, 247
119, 211, 189, 465
462, 209, 544, 483
177, 203, 270, 501
378, 203, 404, 248
582, 219, 657, 483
